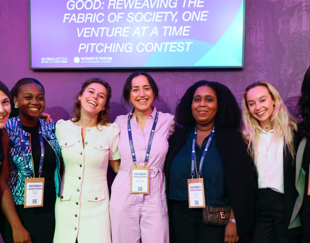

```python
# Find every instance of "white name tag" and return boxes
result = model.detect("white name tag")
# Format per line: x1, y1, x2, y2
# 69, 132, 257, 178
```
24, 178, 45, 208
130, 165, 149, 194
188, 178, 206, 208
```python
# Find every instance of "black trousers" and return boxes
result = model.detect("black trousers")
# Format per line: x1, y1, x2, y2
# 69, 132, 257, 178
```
169, 200, 225, 243
300, 171, 310, 243
251, 189, 301, 243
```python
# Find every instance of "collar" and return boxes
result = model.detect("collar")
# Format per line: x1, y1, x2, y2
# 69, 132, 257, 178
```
129, 106, 157, 120
258, 126, 274, 134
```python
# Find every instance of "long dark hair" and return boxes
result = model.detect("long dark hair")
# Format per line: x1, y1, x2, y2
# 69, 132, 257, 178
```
175, 80, 241, 128
297, 66, 310, 138
70, 78, 112, 126
9, 78, 45, 118
0, 80, 10, 98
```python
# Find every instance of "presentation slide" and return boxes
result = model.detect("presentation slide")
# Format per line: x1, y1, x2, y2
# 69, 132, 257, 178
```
30, 0, 245, 69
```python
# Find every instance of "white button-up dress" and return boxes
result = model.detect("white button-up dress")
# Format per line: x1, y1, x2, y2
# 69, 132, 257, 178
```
53, 120, 120, 243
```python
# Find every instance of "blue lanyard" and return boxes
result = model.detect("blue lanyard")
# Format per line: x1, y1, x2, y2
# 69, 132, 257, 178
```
191, 126, 215, 178
127, 111, 159, 165
17, 116, 45, 177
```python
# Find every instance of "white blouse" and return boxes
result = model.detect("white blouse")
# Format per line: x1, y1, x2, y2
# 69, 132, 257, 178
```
256, 128, 284, 194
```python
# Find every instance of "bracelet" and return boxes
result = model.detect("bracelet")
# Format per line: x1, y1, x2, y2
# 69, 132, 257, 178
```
229, 218, 237, 225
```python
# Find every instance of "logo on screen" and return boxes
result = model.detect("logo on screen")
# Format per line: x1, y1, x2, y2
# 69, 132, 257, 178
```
73, 57, 80, 63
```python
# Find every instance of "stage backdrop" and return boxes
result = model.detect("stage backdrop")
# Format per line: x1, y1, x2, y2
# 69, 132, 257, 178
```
1, 0, 309, 122
0, 0, 309, 242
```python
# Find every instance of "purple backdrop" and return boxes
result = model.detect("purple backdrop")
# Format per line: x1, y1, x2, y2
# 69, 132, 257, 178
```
0, 0, 308, 242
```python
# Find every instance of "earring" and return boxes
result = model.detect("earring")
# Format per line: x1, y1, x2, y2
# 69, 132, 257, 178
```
14, 103, 18, 108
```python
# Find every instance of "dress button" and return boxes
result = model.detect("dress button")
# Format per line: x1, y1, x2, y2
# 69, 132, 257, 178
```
60, 195, 63, 199
76, 202, 79, 205
77, 189, 80, 192
80, 164, 82, 167
79, 177, 81, 180
75, 214, 78, 217
65, 143, 67, 146
80, 152, 82, 155
85, 142, 88, 145
78, 141, 80, 143
75, 227, 77, 230
95, 197, 98, 200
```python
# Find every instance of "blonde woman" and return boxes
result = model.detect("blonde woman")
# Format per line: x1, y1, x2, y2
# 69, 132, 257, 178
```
241, 81, 302, 243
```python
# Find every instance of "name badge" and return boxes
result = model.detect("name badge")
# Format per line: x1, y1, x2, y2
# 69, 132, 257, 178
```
24, 178, 45, 208
130, 165, 149, 194
187, 178, 205, 208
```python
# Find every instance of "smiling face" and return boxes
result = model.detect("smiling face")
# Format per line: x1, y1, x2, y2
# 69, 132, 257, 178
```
191, 85, 218, 127
129, 75, 155, 114
0, 90, 11, 128
246, 85, 275, 128
14, 83, 45, 123
79, 82, 107, 117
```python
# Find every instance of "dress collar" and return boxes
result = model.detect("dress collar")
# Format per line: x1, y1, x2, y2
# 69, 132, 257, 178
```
129, 106, 157, 120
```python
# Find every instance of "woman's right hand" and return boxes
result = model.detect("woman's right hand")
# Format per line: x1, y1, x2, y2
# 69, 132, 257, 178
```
12, 225, 32, 243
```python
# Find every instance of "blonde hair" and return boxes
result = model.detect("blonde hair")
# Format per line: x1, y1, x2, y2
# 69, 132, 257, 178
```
241, 81, 297, 162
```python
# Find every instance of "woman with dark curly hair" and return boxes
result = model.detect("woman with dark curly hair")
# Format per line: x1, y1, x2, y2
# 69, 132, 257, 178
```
165, 80, 257, 243
297, 66, 310, 243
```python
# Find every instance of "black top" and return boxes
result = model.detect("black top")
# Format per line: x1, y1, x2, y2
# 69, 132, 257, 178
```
168, 128, 229, 206
22, 124, 56, 210
302, 139, 310, 171
165, 123, 257, 236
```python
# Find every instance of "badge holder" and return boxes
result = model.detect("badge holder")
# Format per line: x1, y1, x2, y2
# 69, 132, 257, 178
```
187, 126, 214, 209
130, 165, 150, 194
188, 177, 206, 208
24, 177, 45, 208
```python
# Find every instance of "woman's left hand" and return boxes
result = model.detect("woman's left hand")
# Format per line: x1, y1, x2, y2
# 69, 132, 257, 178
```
224, 222, 239, 243
40, 113, 53, 124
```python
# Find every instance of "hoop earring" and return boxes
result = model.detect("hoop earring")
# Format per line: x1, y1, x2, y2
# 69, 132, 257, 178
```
14, 104, 18, 109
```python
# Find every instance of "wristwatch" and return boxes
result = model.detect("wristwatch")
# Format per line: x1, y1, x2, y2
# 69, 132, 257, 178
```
229, 218, 237, 225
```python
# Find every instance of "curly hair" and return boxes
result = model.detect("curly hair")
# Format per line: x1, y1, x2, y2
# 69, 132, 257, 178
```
175, 80, 241, 128
297, 66, 310, 138
9, 78, 45, 118
70, 78, 112, 126
241, 81, 297, 161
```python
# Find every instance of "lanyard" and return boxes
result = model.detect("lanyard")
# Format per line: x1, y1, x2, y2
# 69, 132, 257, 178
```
127, 111, 159, 165
191, 126, 215, 178
17, 116, 45, 177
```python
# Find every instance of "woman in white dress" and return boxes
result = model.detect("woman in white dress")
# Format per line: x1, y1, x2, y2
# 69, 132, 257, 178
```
53, 78, 120, 243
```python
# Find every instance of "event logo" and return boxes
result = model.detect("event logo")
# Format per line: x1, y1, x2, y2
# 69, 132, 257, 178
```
73, 57, 80, 63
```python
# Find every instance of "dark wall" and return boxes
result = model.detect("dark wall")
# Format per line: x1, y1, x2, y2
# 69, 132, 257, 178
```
1, 0, 308, 121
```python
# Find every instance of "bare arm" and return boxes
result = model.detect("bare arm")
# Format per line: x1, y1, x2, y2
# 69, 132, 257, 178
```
109, 159, 120, 173
224, 208, 239, 243
0, 129, 31, 243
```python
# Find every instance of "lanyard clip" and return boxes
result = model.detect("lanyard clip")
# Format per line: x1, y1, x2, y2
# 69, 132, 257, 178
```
38, 174, 42, 178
